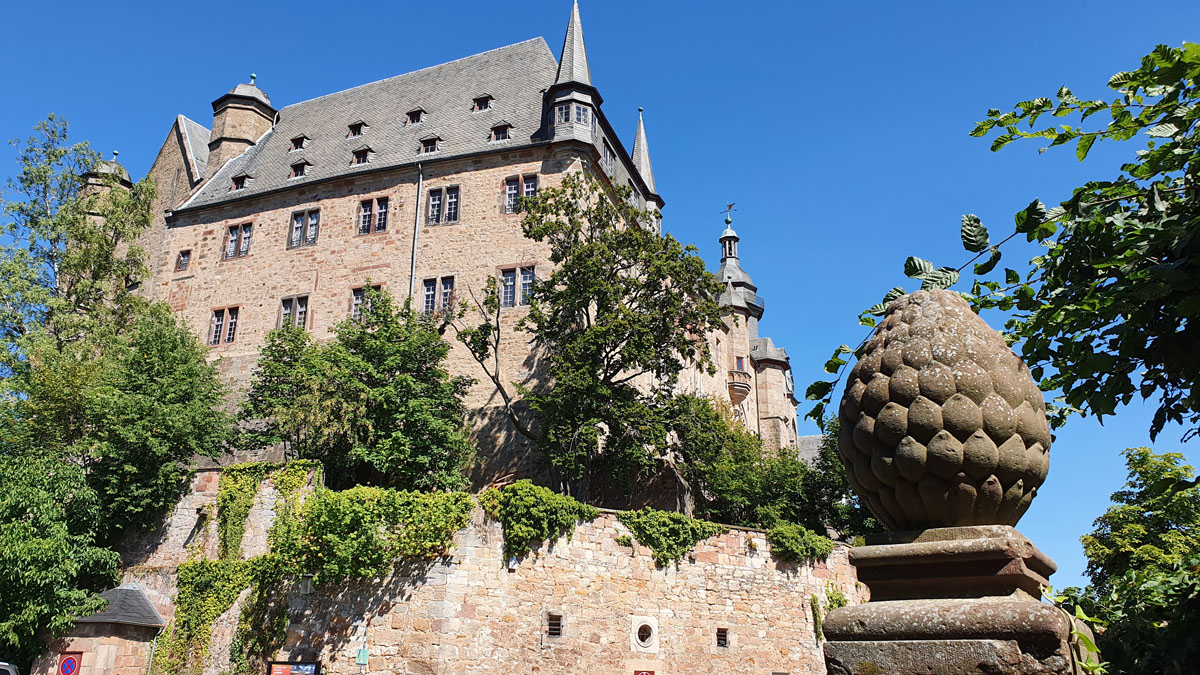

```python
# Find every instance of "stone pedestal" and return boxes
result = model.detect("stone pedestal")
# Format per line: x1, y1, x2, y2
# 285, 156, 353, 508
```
823, 526, 1083, 674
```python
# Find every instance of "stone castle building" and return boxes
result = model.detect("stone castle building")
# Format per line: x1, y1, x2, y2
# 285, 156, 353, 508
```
134, 1, 800, 479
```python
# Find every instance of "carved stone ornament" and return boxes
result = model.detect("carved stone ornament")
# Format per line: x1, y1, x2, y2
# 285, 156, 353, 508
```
838, 290, 1051, 530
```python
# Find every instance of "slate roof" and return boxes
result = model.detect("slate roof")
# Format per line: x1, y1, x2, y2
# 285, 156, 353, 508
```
555, 0, 591, 86
631, 109, 656, 194
178, 115, 211, 181
796, 435, 824, 464
75, 583, 164, 628
180, 38, 559, 211
751, 336, 789, 363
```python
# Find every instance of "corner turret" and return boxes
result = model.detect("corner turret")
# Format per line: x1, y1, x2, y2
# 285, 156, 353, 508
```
207, 74, 276, 176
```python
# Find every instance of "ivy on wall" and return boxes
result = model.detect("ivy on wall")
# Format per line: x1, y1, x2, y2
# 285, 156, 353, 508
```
155, 559, 252, 675
616, 508, 727, 567
216, 460, 321, 560
478, 480, 599, 560
765, 522, 834, 563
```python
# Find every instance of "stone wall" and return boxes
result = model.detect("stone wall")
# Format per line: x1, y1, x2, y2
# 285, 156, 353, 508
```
32, 624, 159, 675
269, 511, 860, 675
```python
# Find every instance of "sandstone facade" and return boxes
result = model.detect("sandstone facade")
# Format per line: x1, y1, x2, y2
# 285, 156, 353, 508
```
131, 3, 801, 486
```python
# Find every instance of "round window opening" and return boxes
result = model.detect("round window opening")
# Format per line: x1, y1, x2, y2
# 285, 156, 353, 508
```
636, 623, 654, 646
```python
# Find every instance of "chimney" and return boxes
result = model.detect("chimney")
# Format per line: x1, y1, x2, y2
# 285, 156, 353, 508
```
207, 74, 276, 175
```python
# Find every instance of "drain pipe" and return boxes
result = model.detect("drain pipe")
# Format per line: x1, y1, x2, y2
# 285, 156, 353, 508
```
145, 625, 163, 675
409, 163, 424, 298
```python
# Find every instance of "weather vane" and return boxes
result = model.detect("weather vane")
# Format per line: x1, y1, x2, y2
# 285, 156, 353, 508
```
720, 203, 736, 224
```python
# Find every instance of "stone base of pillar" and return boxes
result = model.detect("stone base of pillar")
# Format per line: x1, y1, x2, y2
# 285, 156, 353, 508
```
822, 526, 1086, 675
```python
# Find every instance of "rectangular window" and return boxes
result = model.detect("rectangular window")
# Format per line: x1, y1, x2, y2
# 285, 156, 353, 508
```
175, 249, 191, 271
348, 122, 364, 137
290, 162, 306, 178
500, 269, 517, 308
423, 279, 437, 314
473, 96, 492, 111
375, 197, 388, 232
440, 276, 455, 309
736, 356, 745, 371
231, 175, 246, 190
359, 200, 373, 235
523, 175, 538, 201
421, 138, 438, 154
353, 149, 369, 165
504, 178, 519, 214
224, 224, 252, 259
427, 190, 442, 224
351, 284, 383, 321
444, 188, 459, 223
290, 212, 304, 248
519, 267, 534, 305
291, 137, 305, 151
280, 296, 309, 329
602, 141, 616, 173
491, 125, 509, 141
306, 210, 320, 244
574, 104, 589, 125
547, 614, 562, 638
555, 103, 571, 125
716, 628, 729, 648
210, 307, 239, 345
359, 198, 389, 235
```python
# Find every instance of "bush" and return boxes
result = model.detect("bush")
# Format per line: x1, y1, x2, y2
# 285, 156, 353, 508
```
767, 522, 834, 563
617, 507, 727, 567
479, 480, 599, 560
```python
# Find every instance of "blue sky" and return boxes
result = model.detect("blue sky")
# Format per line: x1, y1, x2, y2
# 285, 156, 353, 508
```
2, 0, 1197, 589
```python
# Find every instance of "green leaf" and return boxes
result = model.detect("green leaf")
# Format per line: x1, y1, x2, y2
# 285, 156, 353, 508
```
805, 380, 834, 401
883, 286, 906, 303
904, 257, 935, 279
974, 247, 1002, 275
990, 133, 1016, 152
1147, 122, 1179, 137
1014, 199, 1047, 234
960, 215, 990, 252
1076, 134, 1097, 161
921, 267, 960, 291
1107, 70, 1135, 88
1005, 268, 1020, 285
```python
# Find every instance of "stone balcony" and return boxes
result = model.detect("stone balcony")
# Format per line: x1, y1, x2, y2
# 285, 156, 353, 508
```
727, 369, 752, 404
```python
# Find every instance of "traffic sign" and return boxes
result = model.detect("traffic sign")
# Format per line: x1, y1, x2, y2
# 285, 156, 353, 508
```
58, 654, 81, 675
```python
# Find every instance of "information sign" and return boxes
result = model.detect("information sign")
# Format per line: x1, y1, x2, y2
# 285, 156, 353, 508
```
356, 649, 369, 666
268, 661, 320, 675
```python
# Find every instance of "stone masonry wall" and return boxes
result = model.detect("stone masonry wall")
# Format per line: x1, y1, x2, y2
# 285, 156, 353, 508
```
273, 511, 861, 675
32, 624, 160, 675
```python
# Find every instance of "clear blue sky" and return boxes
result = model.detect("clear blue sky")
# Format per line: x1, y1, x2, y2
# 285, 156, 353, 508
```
2, 0, 1196, 590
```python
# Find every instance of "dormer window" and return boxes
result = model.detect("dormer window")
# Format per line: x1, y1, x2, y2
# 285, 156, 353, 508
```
472, 95, 493, 111
352, 148, 371, 165
348, 122, 366, 137
407, 109, 425, 124
290, 162, 308, 178
421, 137, 440, 154
491, 125, 511, 141
290, 136, 307, 151
231, 175, 247, 191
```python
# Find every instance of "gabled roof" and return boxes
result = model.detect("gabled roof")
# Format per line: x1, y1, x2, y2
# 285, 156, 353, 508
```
180, 38, 558, 212
178, 115, 210, 181
76, 583, 164, 628
555, 0, 592, 87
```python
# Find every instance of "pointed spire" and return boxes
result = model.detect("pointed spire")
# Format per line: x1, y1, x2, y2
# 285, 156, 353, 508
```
555, 0, 592, 87
632, 107, 656, 194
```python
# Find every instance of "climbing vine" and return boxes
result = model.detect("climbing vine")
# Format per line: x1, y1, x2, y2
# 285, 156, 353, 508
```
766, 522, 834, 563
155, 559, 253, 675
216, 460, 321, 560
811, 594, 824, 642
617, 507, 727, 567
479, 480, 599, 560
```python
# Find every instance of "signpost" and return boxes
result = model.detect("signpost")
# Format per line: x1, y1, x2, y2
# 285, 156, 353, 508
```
57, 654, 81, 675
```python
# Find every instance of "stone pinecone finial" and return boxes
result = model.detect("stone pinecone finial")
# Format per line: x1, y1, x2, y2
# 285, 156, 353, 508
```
837, 290, 1052, 530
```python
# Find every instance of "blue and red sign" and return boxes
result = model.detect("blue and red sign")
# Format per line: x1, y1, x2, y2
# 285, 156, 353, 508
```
58, 653, 81, 675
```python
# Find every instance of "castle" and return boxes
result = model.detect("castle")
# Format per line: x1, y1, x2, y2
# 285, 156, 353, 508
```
135, 1, 800, 480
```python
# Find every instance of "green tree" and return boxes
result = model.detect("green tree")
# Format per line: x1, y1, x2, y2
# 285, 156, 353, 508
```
0, 452, 120, 670
79, 303, 230, 542
806, 42, 1200, 442
1081, 447, 1199, 589
1, 114, 154, 355
806, 418, 878, 538
455, 173, 723, 500
242, 289, 474, 491
1059, 447, 1200, 674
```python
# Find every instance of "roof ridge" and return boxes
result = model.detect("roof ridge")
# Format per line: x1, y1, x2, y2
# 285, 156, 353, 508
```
280, 38, 551, 112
